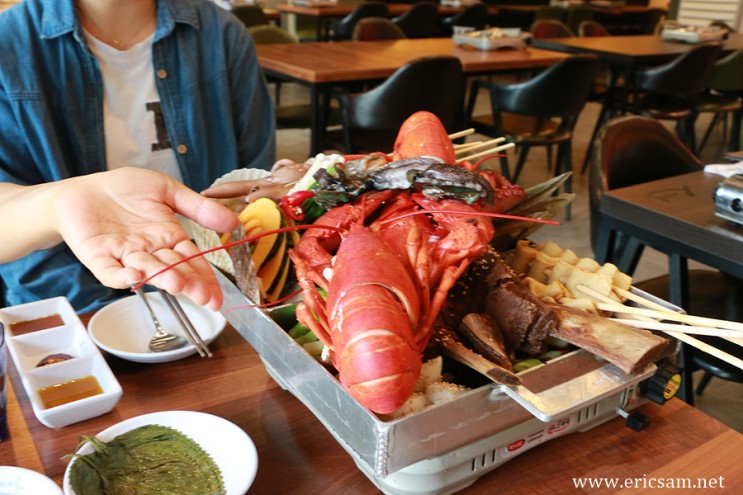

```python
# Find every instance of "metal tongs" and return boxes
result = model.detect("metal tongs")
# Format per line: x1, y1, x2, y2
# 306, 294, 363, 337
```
157, 288, 213, 358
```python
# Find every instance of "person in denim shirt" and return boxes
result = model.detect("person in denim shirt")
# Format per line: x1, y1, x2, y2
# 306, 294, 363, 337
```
1, 168, 239, 310
0, 0, 276, 312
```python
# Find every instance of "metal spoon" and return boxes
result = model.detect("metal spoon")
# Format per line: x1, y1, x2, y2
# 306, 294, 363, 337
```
134, 288, 189, 353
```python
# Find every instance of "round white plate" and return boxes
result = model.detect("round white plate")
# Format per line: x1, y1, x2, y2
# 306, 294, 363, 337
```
62, 411, 257, 495
88, 292, 226, 363
0, 466, 63, 495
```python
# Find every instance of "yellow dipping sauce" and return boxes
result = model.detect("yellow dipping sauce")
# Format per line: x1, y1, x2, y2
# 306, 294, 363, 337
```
38, 375, 103, 409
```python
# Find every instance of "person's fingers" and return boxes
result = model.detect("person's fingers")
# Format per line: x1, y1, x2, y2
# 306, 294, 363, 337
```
170, 185, 239, 234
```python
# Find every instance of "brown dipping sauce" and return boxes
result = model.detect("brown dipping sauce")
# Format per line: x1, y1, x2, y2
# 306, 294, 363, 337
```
38, 375, 103, 409
8, 314, 65, 335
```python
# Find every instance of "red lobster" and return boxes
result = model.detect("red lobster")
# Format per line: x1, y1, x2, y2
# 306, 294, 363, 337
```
289, 190, 494, 414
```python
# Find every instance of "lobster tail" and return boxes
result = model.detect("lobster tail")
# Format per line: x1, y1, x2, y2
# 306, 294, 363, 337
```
340, 334, 421, 415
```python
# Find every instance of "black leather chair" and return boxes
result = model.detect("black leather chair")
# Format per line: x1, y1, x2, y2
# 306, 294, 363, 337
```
578, 19, 610, 37
352, 17, 407, 40
694, 49, 743, 154
532, 6, 567, 24
530, 19, 574, 38
392, 2, 440, 38
629, 42, 724, 151
588, 115, 742, 405
329, 56, 466, 155
331, 2, 390, 41
231, 4, 269, 28
248, 25, 340, 130
439, 3, 488, 37
565, 5, 594, 34
466, 54, 599, 219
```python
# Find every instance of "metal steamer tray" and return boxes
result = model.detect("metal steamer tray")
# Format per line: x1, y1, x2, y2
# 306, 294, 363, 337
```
218, 271, 678, 495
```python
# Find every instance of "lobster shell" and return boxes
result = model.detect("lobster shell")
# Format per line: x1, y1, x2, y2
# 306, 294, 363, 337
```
326, 225, 423, 414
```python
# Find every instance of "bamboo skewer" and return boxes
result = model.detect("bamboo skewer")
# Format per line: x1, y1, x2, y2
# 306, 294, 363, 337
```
454, 137, 507, 155
596, 302, 743, 334
447, 128, 475, 140
458, 143, 515, 162
612, 286, 743, 348
576, 284, 743, 371
610, 318, 743, 341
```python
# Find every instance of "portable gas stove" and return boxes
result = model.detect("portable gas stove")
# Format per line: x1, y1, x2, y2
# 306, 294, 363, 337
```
714, 174, 743, 226
218, 272, 681, 495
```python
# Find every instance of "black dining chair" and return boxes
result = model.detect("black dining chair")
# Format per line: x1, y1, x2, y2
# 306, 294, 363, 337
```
331, 2, 390, 41
578, 19, 610, 37
532, 6, 568, 24
693, 49, 743, 154
439, 3, 488, 37
352, 17, 407, 41
466, 54, 599, 219
327, 56, 466, 155
629, 42, 724, 152
248, 24, 340, 130
231, 4, 269, 29
530, 19, 574, 38
588, 115, 743, 405
565, 5, 594, 35
588, 115, 703, 268
392, 1, 440, 39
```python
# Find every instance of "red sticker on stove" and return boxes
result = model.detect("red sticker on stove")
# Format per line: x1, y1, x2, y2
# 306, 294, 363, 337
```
507, 439, 525, 452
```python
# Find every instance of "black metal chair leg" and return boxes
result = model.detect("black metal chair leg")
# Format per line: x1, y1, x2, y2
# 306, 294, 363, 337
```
695, 371, 714, 396
512, 145, 531, 183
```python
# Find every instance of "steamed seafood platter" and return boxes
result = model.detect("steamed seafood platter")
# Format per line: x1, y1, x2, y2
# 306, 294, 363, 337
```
197, 111, 670, 417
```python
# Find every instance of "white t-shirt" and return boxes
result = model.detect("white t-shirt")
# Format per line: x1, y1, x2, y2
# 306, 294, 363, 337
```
85, 32, 182, 181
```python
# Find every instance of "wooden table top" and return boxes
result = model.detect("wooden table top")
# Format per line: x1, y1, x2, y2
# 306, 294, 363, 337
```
275, 2, 656, 18
532, 33, 743, 65
276, 2, 493, 18
3, 310, 743, 494
601, 170, 743, 279
256, 38, 570, 83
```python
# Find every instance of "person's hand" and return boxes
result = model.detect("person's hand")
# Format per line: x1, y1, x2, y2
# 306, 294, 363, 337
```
52, 168, 238, 310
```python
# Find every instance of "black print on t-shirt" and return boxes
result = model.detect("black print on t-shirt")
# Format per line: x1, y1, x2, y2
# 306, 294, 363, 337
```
146, 101, 172, 152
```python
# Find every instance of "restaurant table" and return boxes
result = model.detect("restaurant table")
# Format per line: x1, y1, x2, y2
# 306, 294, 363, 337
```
256, 38, 569, 154
276, 3, 495, 41
532, 33, 743, 114
532, 33, 743, 169
3, 313, 743, 494
594, 170, 743, 404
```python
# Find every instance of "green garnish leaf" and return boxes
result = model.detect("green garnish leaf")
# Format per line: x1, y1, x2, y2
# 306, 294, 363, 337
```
68, 424, 225, 495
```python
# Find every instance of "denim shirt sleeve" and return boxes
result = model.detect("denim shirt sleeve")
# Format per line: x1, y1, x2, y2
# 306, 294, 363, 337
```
0, 0, 277, 312
152, 1, 277, 191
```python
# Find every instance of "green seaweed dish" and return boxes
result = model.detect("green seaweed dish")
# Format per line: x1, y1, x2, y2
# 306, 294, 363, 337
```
68, 424, 225, 495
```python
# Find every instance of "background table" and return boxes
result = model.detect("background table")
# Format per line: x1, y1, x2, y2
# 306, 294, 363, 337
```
257, 38, 570, 154
2, 315, 743, 494
595, 171, 743, 404
596, 171, 743, 302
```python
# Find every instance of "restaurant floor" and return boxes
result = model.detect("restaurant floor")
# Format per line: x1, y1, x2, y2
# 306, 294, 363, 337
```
273, 82, 743, 434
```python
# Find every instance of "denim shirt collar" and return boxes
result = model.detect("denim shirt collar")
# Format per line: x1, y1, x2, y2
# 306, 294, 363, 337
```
38, 0, 200, 45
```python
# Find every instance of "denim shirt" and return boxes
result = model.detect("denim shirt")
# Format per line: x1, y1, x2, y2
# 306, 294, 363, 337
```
0, 0, 276, 312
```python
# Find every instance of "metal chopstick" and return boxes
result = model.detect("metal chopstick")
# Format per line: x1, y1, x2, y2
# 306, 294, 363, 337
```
157, 289, 213, 358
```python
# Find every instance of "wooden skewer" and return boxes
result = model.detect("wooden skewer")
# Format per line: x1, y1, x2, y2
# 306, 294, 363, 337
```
610, 318, 743, 342
576, 284, 743, 371
613, 286, 743, 348
448, 128, 475, 140
453, 141, 481, 150
459, 143, 515, 162
454, 137, 507, 155
612, 286, 677, 314
596, 302, 743, 334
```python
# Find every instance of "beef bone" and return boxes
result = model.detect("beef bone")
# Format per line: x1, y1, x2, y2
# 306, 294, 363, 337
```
549, 304, 670, 375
